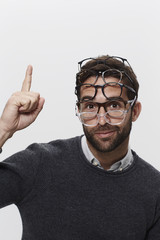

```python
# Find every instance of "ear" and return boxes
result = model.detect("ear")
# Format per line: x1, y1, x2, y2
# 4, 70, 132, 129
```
132, 101, 142, 122
75, 103, 80, 116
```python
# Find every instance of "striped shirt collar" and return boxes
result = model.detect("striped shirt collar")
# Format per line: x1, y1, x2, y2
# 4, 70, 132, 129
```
81, 135, 133, 172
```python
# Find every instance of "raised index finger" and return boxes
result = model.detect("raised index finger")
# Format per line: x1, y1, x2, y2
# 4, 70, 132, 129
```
21, 65, 33, 92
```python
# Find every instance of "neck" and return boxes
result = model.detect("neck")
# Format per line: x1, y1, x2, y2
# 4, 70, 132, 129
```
86, 137, 129, 170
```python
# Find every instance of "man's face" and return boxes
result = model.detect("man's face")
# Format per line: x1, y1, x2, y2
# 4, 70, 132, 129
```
80, 75, 133, 153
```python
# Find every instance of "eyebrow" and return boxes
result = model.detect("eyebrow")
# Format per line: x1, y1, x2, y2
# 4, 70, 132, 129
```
80, 95, 94, 101
80, 96, 127, 103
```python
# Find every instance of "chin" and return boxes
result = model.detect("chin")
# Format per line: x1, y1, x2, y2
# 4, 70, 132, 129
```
85, 128, 131, 153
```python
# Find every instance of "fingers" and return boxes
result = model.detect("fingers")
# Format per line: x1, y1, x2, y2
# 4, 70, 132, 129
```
18, 92, 41, 112
19, 96, 45, 123
21, 65, 33, 92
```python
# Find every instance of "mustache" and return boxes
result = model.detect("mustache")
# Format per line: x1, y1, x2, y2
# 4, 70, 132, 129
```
91, 124, 119, 132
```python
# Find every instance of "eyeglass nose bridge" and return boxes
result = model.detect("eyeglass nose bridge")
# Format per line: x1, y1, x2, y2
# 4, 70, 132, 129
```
96, 102, 108, 114
91, 83, 123, 100
92, 84, 112, 100
96, 112, 125, 126
90, 84, 104, 100
96, 112, 119, 126
98, 112, 108, 120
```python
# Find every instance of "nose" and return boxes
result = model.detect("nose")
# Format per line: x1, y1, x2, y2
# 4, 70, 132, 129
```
98, 106, 107, 126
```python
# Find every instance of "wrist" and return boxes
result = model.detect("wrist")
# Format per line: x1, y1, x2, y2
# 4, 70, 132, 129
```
0, 120, 14, 148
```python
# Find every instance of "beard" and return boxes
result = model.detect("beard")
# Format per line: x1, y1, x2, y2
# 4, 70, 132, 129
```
83, 115, 132, 153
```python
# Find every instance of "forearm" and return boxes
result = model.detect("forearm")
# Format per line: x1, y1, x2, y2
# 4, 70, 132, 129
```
0, 125, 12, 149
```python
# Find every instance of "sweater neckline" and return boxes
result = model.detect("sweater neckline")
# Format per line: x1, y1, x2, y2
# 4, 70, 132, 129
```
76, 135, 137, 176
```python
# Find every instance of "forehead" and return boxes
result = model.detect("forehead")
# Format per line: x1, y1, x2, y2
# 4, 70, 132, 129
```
84, 75, 120, 85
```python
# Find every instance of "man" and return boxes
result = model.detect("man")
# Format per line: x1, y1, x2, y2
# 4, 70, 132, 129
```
0, 56, 160, 239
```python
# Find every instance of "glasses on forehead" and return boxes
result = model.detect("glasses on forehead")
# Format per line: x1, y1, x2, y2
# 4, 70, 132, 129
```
76, 68, 134, 87
76, 97, 136, 126
78, 56, 133, 72
75, 81, 136, 102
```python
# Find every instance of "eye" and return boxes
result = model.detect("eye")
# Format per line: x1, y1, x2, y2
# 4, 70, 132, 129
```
111, 102, 119, 109
107, 100, 125, 111
81, 102, 97, 112
86, 103, 96, 109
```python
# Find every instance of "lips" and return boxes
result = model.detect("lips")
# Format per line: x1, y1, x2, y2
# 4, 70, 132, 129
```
95, 130, 116, 138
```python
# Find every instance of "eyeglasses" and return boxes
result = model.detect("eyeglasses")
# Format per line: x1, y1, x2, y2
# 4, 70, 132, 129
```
78, 56, 133, 70
76, 97, 136, 126
75, 81, 136, 102
77, 56, 135, 85
77, 69, 124, 84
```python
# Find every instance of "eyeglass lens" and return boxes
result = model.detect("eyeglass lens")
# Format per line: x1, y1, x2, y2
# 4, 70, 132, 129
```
78, 99, 129, 126
77, 69, 122, 85
79, 111, 125, 126
80, 100, 126, 113
80, 82, 123, 101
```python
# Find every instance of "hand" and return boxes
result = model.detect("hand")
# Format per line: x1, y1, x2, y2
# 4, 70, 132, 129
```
0, 65, 45, 144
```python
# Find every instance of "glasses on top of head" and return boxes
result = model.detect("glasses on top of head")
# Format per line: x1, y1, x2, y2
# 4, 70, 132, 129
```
76, 97, 136, 126
76, 69, 135, 91
75, 81, 136, 102
78, 56, 133, 71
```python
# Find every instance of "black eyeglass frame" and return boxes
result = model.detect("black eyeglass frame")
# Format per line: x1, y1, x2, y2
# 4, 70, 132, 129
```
78, 98, 135, 112
75, 82, 137, 102
78, 56, 133, 70
77, 56, 135, 85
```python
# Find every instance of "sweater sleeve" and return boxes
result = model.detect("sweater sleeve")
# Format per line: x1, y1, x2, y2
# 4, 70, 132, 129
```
0, 143, 40, 208
145, 194, 160, 239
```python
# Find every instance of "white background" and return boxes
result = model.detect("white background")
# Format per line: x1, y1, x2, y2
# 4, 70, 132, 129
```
0, 0, 160, 238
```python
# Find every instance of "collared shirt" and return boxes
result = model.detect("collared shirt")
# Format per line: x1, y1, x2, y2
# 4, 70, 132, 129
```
81, 135, 133, 172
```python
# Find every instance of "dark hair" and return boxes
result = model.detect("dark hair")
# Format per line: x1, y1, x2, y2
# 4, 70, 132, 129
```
75, 55, 139, 101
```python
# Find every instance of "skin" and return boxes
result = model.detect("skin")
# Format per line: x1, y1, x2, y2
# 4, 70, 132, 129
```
79, 76, 141, 170
0, 65, 45, 148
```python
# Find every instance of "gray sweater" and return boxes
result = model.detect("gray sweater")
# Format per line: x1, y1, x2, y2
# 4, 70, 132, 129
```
0, 136, 160, 239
